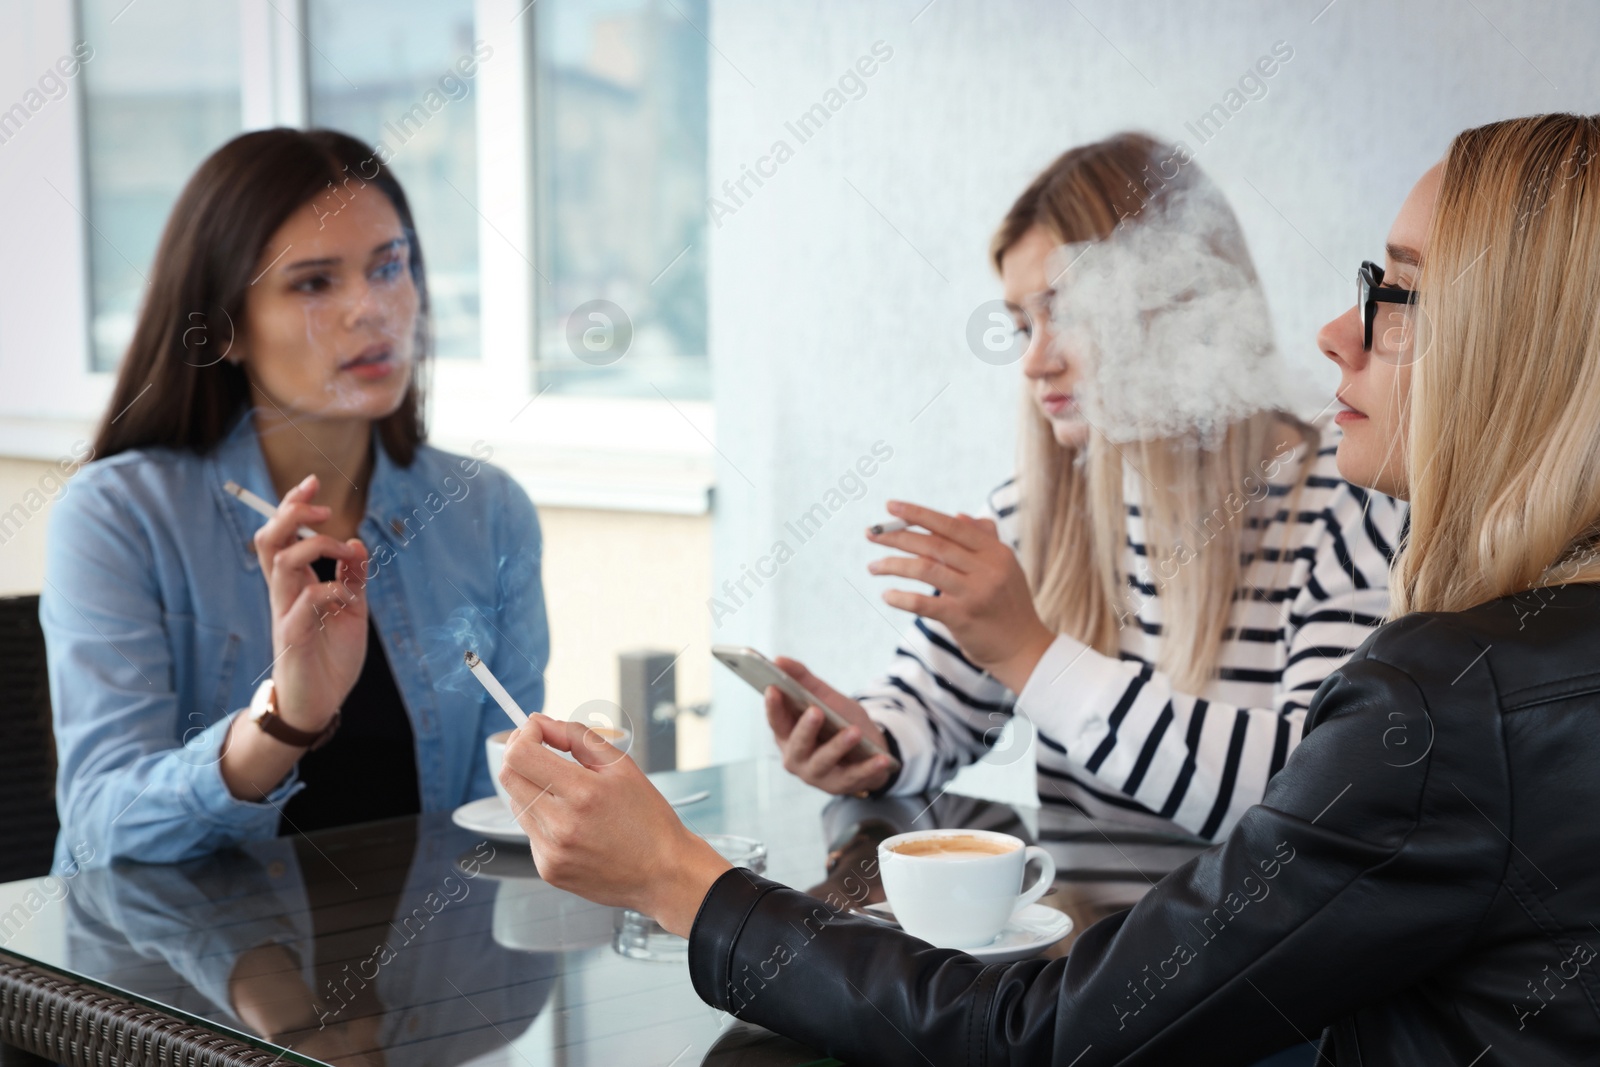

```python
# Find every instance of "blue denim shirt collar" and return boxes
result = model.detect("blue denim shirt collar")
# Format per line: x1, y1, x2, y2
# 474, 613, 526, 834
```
204, 411, 416, 574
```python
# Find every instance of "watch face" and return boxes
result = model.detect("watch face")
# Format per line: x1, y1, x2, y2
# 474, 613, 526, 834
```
250, 678, 277, 718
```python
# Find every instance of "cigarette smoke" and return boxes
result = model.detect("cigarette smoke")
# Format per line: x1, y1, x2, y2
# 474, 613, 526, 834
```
1047, 168, 1286, 445
423, 606, 493, 695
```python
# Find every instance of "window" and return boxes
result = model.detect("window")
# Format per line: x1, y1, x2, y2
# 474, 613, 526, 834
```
79, 0, 241, 372
533, 0, 709, 398
54, 0, 714, 486
307, 0, 482, 362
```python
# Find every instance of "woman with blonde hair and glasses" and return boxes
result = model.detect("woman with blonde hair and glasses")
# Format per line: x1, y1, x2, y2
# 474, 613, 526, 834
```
765, 132, 1404, 848
501, 111, 1600, 1063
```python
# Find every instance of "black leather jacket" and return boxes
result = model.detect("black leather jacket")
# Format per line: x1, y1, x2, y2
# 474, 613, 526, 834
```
688, 586, 1600, 1065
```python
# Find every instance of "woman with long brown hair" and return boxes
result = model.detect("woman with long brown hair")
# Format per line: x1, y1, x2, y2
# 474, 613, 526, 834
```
502, 111, 1600, 1064
43, 129, 548, 872
765, 132, 1404, 848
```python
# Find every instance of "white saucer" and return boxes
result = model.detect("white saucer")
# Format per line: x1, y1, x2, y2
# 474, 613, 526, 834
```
862, 902, 1073, 963
451, 796, 529, 843
450, 790, 711, 844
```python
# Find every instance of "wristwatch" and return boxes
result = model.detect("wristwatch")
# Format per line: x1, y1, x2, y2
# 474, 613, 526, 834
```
248, 678, 340, 751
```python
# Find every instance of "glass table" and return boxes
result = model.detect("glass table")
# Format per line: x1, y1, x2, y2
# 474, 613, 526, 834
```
0, 758, 1205, 1067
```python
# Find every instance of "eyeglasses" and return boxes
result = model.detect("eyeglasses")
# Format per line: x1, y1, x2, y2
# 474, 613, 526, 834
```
1359, 260, 1419, 351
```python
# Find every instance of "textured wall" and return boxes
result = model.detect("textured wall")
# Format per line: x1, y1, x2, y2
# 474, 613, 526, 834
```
705, 0, 1600, 765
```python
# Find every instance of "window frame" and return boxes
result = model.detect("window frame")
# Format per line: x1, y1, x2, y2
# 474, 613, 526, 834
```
0, 0, 712, 516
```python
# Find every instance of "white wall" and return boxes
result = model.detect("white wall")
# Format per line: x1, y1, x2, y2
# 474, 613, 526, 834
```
0, 2, 104, 444
705, 0, 1600, 767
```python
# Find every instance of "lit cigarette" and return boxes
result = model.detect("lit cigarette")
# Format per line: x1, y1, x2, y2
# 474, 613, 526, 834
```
868, 519, 909, 536
464, 650, 528, 727
224, 481, 318, 539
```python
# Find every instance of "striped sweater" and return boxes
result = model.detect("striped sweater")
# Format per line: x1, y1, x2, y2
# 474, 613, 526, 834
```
857, 428, 1406, 843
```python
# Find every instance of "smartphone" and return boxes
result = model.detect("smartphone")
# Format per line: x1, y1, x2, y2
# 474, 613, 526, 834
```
711, 645, 899, 770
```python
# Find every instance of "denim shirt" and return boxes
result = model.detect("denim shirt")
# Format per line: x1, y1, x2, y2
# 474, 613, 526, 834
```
42, 414, 548, 873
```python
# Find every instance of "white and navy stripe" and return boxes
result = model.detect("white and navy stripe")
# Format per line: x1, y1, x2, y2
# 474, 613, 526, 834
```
858, 426, 1404, 842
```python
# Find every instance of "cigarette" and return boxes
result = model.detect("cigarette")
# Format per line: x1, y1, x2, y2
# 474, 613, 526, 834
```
464, 650, 529, 727
224, 481, 319, 539
868, 519, 909, 536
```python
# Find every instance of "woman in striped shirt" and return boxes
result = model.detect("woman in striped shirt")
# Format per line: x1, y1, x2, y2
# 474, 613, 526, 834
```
764, 132, 1406, 843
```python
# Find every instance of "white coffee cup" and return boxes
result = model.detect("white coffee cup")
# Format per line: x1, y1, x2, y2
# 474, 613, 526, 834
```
486, 724, 635, 807
486, 729, 516, 806
558, 723, 632, 765
492, 874, 617, 952
878, 829, 1056, 949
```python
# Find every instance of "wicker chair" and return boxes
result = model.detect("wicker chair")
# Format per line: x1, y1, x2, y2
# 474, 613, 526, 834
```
0, 595, 57, 885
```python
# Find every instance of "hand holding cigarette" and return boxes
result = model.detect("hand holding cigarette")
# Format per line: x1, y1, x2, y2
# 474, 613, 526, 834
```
865, 500, 1056, 693
252, 473, 370, 732
497, 713, 731, 935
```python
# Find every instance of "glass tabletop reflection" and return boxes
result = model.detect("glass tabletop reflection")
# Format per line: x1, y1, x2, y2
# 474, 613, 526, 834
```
0, 758, 1201, 1066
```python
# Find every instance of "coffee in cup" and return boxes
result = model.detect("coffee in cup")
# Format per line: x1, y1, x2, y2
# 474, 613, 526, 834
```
888, 834, 1018, 858
878, 829, 1056, 949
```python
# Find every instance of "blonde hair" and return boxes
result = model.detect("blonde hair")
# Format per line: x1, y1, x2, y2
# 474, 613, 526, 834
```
998, 133, 1314, 693
1396, 113, 1600, 614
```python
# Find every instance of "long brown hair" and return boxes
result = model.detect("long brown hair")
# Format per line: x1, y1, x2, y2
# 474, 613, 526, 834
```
1396, 113, 1600, 614
92, 128, 430, 465
995, 132, 1313, 693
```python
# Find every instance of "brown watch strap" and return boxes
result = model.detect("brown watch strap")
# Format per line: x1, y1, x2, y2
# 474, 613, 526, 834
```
257, 708, 341, 749
252, 681, 340, 750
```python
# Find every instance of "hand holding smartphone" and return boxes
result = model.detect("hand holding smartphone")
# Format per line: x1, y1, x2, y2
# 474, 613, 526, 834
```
712, 645, 900, 773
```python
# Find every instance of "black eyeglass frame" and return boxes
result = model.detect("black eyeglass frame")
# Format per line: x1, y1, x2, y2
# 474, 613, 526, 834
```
1359, 260, 1419, 351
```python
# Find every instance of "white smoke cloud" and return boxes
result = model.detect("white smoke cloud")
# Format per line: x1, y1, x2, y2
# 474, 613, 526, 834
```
1046, 176, 1287, 445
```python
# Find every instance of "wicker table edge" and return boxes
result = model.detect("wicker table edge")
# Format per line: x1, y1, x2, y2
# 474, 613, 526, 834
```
1, 950, 290, 1067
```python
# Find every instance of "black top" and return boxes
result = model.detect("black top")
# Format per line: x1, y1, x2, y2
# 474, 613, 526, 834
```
277, 558, 421, 836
